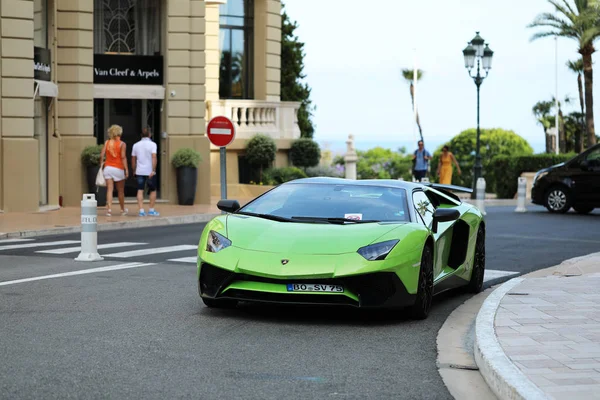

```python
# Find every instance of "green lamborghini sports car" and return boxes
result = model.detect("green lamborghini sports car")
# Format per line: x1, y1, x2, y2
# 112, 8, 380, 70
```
197, 177, 486, 319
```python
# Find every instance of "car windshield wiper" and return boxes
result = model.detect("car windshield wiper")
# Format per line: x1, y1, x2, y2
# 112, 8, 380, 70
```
236, 211, 293, 222
290, 216, 379, 224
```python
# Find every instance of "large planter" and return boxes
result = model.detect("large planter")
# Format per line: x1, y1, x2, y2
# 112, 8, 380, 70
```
176, 166, 198, 205
86, 165, 107, 207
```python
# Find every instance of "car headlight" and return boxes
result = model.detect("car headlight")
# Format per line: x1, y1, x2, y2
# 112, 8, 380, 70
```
357, 240, 399, 261
206, 231, 232, 253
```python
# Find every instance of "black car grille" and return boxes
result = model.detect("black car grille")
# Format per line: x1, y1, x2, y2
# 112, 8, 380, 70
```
199, 263, 402, 307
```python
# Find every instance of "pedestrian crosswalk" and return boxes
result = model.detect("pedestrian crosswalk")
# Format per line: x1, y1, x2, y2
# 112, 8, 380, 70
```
0, 237, 521, 284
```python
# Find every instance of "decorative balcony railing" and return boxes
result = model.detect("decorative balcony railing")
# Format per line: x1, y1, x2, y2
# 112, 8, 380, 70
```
207, 99, 302, 141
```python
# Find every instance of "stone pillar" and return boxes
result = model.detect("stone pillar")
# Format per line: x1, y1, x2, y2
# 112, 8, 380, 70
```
204, 0, 222, 104
254, 0, 281, 101
344, 134, 357, 180
1, 0, 40, 212
56, 0, 94, 207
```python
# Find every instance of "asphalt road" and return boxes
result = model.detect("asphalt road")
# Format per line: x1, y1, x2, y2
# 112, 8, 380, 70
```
0, 205, 598, 399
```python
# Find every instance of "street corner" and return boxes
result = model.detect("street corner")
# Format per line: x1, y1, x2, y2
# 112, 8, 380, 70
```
473, 252, 600, 400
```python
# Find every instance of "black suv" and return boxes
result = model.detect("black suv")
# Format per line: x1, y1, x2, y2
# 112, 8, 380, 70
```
531, 143, 600, 214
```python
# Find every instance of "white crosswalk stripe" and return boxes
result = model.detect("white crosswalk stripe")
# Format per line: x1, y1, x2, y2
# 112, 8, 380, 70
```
36, 242, 147, 255
103, 245, 197, 258
0, 240, 80, 251
168, 256, 197, 264
0, 238, 35, 244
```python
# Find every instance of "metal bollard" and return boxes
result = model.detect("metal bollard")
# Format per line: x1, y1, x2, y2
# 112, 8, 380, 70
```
75, 193, 104, 262
398, 177, 404, 181
421, 177, 430, 183
475, 177, 486, 216
515, 177, 527, 213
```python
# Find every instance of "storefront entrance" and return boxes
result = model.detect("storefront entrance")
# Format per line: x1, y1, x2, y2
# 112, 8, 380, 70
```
94, 99, 161, 198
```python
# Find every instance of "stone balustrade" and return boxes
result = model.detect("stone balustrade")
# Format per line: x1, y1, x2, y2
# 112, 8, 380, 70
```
207, 100, 302, 141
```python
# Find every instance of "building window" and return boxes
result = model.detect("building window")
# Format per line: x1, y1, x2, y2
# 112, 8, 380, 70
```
93, 0, 161, 55
219, 0, 254, 99
34, 0, 48, 48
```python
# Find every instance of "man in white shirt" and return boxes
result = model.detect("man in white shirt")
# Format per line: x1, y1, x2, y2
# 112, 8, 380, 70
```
131, 127, 159, 216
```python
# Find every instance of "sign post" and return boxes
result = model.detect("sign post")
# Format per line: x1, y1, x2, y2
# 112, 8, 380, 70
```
207, 116, 236, 202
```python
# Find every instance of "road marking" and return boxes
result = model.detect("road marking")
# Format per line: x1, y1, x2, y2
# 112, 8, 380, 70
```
36, 242, 147, 254
0, 238, 35, 244
168, 256, 197, 263
103, 244, 197, 258
484, 269, 519, 282
0, 262, 156, 287
492, 234, 600, 244
0, 240, 80, 251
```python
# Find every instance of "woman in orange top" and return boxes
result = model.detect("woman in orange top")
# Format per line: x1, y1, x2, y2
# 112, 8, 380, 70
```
100, 125, 129, 216
437, 145, 462, 185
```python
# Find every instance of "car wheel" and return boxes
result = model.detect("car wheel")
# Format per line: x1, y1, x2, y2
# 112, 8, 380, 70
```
466, 225, 485, 294
202, 297, 238, 309
410, 245, 434, 320
544, 186, 572, 213
573, 205, 594, 214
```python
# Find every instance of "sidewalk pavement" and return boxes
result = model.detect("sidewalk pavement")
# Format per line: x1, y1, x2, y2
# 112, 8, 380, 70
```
0, 197, 253, 239
475, 252, 600, 400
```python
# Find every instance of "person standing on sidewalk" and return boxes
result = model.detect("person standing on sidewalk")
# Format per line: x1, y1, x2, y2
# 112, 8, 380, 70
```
131, 127, 160, 217
100, 125, 129, 217
412, 140, 431, 182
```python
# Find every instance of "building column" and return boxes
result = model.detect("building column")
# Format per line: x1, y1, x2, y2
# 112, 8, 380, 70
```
204, 0, 221, 103
254, 0, 281, 101
164, 0, 209, 205
56, 0, 94, 207
1, 0, 40, 212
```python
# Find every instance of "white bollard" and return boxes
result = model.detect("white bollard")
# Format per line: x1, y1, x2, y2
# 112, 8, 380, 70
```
75, 193, 104, 262
398, 177, 404, 181
421, 177, 430, 183
515, 177, 527, 213
475, 177, 486, 216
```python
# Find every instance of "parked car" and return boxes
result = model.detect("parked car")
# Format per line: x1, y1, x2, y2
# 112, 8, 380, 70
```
531, 143, 600, 214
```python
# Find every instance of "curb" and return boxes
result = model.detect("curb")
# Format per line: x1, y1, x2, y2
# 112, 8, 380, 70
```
0, 213, 220, 240
474, 277, 548, 400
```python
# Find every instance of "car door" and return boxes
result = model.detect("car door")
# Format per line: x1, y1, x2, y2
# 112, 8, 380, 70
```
412, 190, 452, 281
575, 146, 600, 205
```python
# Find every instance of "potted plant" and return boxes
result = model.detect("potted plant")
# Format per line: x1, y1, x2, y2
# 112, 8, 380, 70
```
172, 147, 202, 205
81, 144, 107, 206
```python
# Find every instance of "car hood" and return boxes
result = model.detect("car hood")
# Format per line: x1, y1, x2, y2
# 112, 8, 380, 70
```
225, 214, 405, 255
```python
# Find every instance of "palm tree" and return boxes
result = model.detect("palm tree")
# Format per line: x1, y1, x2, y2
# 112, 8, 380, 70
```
533, 100, 556, 153
401, 69, 424, 143
528, 0, 599, 149
566, 58, 586, 152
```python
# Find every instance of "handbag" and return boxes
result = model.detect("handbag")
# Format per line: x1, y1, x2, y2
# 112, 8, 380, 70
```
96, 162, 106, 187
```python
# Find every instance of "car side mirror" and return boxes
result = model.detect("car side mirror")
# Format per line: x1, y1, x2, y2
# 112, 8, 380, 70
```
431, 208, 460, 233
217, 199, 241, 213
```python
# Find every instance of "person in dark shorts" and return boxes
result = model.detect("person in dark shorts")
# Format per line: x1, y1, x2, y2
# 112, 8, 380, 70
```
131, 127, 159, 216
412, 140, 431, 182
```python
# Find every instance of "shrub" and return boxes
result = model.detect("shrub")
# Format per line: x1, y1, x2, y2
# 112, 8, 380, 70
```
246, 134, 277, 181
430, 128, 534, 191
490, 153, 576, 198
290, 138, 321, 169
354, 147, 413, 180
171, 148, 202, 169
263, 167, 307, 185
305, 165, 344, 178
81, 145, 104, 167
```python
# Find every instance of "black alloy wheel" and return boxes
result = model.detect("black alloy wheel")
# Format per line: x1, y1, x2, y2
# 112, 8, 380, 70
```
466, 225, 485, 294
544, 186, 572, 214
410, 245, 434, 320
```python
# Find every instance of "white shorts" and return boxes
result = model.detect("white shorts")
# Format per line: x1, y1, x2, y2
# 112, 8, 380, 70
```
103, 166, 125, 182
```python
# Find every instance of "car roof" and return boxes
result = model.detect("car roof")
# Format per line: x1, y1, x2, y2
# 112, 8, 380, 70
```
284, 177, 426, 190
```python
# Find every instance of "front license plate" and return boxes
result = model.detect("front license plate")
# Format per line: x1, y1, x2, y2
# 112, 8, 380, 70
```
286, 283, 344, 293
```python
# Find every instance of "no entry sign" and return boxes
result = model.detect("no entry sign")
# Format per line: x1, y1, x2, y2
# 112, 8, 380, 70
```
207, 116, 236, 147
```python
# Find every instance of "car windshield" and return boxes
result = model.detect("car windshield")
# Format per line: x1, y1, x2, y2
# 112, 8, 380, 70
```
237, 183, 410, 223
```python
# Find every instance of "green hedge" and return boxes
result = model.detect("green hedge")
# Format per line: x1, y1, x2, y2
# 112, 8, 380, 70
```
263, 167, 307, 185
490, 153, 576, 198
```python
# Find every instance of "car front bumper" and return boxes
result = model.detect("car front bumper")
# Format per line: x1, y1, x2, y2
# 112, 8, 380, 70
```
198, 262, 417, 309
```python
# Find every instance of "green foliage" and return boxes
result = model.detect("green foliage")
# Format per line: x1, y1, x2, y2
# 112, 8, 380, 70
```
281, 3, 315, 138
81, 145, 104, 167
263, 166, 307, 185
490, 153, 577, 198
245, 134, 277, 167
171, 148, 202, 169
305, 165, 344, 178
355, 147, 413, 181
290, 138, 321, 169
430, 128, 534, 191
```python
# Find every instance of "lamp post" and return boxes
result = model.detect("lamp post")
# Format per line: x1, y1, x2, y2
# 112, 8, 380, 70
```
463, 32, 494, 198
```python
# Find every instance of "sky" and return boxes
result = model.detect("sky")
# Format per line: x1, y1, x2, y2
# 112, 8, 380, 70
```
282, 0, 591, 155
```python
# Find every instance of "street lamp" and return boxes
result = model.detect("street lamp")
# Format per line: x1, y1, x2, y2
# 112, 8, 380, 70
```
463, 32, 494, 198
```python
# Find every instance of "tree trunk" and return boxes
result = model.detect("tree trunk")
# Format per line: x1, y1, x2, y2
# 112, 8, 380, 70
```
545, 130, 553, 153
559, 108, 566, 153
577, 73, 585, 152
581, 49, 597, 148
409, 83, 424, 143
